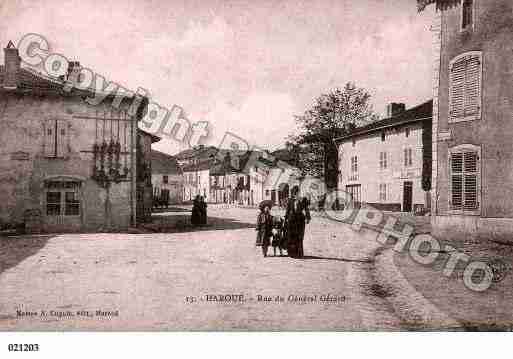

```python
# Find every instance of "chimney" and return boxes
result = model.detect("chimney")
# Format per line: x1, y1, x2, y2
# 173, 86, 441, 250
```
386, 102, 406, 118
3, 40, 20, 89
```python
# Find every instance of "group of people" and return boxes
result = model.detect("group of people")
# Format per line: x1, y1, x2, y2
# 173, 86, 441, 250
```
256, 188, 311, 258
191, 195, 208, 226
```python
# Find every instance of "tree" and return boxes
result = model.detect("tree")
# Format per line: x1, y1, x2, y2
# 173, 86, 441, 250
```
289, 82, 378, 190
417, 0, 461, 12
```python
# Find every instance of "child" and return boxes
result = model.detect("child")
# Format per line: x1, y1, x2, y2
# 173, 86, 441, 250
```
271, 216, 285, 256
255, 205, 273, 257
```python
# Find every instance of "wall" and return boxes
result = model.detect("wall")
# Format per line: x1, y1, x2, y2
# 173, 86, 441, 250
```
436, 0, 513, 218
338, 122, 427, 211
0, 91, 136, 231
152, 173, 183, 204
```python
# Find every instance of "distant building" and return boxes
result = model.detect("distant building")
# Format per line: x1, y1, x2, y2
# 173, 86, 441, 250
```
151, 150, 183, 207
424, 0, 513, 240
182, 160, 212, 202
335, 100, 433, 213
0, 41, 151, 232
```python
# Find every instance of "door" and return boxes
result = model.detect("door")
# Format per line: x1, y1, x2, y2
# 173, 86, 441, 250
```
403, 181, 413, 212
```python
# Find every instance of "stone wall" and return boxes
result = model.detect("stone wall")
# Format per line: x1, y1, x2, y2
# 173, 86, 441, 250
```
0, 91, 137, 232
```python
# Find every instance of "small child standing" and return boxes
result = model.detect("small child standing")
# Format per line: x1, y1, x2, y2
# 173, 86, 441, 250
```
255, 205, 273, 257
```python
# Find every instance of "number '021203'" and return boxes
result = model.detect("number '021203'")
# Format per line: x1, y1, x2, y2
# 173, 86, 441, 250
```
7, 344, 40, 352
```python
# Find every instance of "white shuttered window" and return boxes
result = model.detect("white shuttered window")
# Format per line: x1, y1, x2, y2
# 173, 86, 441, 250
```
449, 52, 482, 122
449, 145, 480, 213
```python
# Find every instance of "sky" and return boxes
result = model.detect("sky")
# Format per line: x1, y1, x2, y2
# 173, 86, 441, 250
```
0, 0, 436, 155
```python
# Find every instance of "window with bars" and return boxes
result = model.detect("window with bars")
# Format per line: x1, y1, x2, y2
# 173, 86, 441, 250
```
379, 183, 387, 202
450, 148, 480, 212
379, 152, 387, 170
449, 52, 482, 122
44, 119, 69, 158
404, 148, 413, 167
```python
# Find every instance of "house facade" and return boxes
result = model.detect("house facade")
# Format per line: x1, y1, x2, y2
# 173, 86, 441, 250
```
0, 41, 150, 232
426, 0, 513, 240
182, 160, 211, 202
336, 101, 433, 213
151, 150, 183, 206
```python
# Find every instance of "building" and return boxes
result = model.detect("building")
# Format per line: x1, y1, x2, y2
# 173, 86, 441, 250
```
151, 150, 183, 206
421, 0, 513, 240
0, 41, 150, 232
137, 130, 161, 222
335, 100, 433, 213
209, 151, 239, 204
182, 159, 212, 202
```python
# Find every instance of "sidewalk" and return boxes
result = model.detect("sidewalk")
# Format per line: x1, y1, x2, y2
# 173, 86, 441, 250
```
370, 212, 513, 330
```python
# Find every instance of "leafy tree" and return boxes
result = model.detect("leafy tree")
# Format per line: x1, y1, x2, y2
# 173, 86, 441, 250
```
289, 82, 378, 190
417, 0, 461, 12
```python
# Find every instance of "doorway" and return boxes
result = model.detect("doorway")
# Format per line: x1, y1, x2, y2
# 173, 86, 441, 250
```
403, 181, 413, 212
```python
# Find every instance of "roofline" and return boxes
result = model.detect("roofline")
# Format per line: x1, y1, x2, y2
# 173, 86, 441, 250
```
334, 115, 432, 143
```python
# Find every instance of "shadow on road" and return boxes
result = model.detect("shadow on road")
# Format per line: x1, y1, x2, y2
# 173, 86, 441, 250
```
0, 235, 54, 275
301, 255, 373, 263
142, 214, 255, 233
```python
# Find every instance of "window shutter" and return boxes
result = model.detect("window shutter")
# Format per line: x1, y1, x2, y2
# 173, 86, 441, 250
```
463, 151, 479, 210
45, 120, 57, 157
450, 60, 466, 118
464, 174, 478, 210
450, 153, 463, 210
56, 120, 68, 157
465, 56, 481, 116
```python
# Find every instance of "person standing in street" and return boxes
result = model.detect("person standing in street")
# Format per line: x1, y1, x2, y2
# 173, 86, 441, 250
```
199, 195, 208, 225
285, 187, 311, 258
255, 205, 273, 257
191, 195, 201, 226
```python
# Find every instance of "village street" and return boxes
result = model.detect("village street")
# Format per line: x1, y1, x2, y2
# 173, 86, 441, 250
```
5, 204, 511, 332
0, 206, 419, 331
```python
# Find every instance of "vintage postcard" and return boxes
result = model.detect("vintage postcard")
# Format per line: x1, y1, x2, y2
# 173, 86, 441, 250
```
0, 0, 512, 334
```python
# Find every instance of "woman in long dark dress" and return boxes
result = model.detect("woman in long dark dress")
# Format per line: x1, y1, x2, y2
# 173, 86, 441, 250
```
199, 196, 207, 225
191, 195, 201, 226
285, 189, 311, 258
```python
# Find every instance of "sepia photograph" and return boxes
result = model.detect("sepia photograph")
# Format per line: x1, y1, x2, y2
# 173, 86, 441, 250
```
1, 0, 513, 341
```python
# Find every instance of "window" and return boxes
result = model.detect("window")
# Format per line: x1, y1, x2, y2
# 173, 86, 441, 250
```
346, 184, 361, 206
163, 175, 169, 184
65, 191, 80, 215
350, 156, 358, 181
379, 152, 387, 170
265, 190, 270, 196
379, 184, 387, 202
44, 119, 68, 158
449, 52, 482, 122
404, 148, 413, 167
405, 128, 410, 138
381, 131, 386, 142
45, 180, 81, 216
46, 192, 61, 215
461, 0, 474, 30
450, 146, 480, 212
352, 139, 356, 147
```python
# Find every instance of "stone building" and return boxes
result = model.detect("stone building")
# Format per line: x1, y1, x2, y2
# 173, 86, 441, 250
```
151, 150, 183, 206
0, 41, 151, 232
335, 101, 433, 213
421, 0, 513, 240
